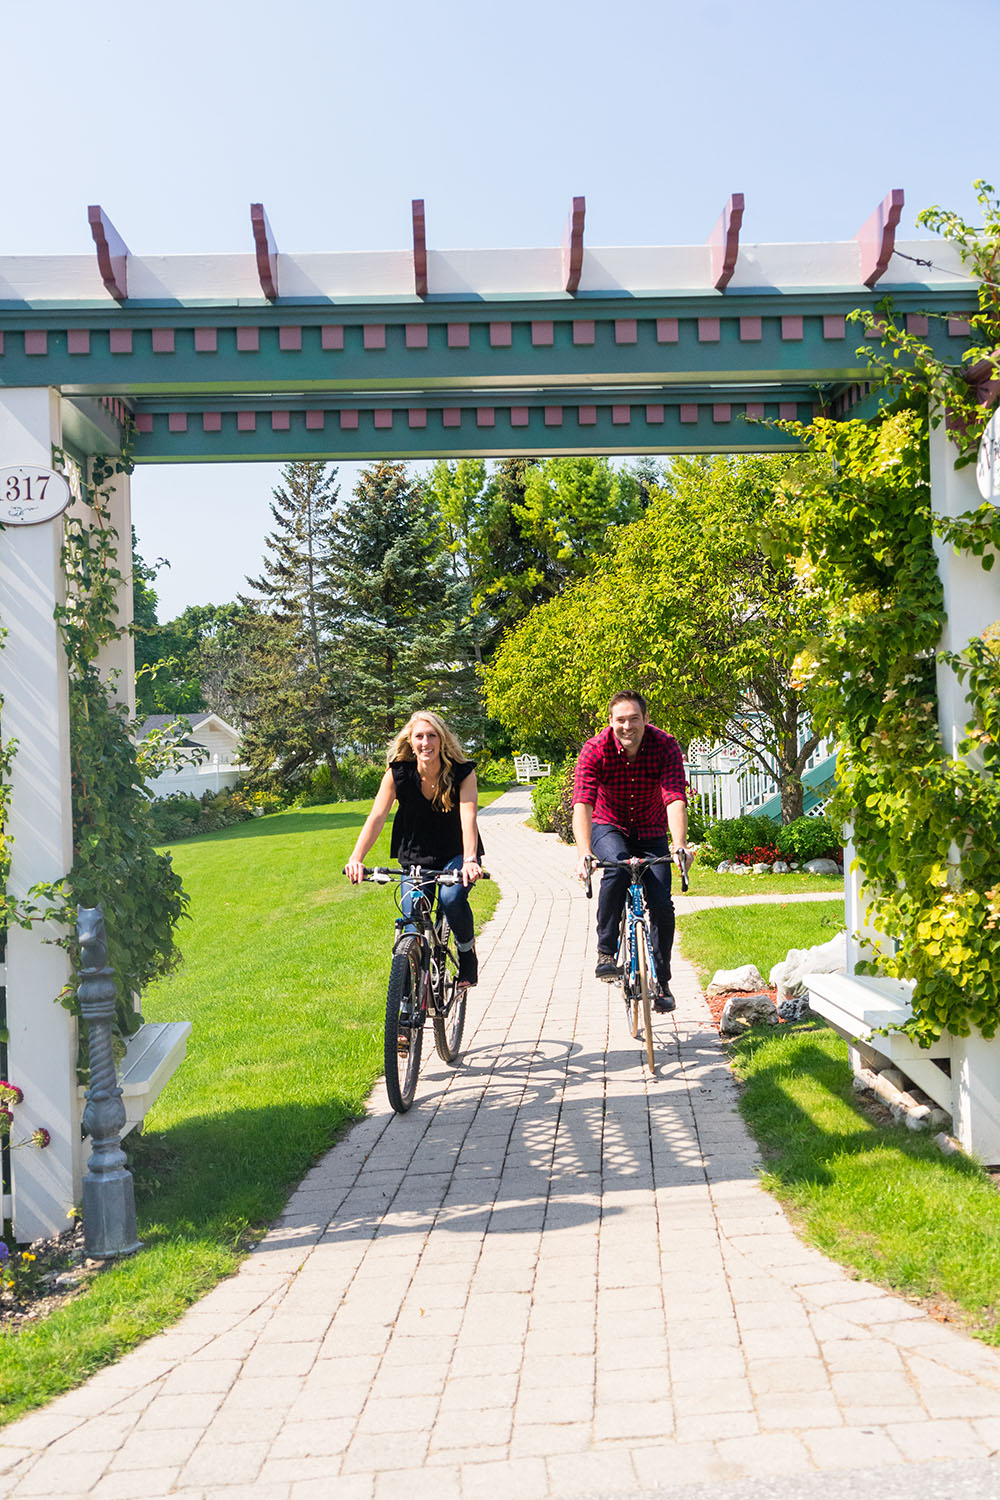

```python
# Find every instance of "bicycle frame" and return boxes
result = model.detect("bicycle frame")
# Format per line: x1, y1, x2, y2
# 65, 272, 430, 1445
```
622, 875, 661, 996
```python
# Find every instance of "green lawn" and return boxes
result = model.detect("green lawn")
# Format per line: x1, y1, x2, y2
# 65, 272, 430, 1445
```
687, 867, 844, 898
0, 798, 499, 1425
731, 1023, 1000, 1344
678, 897, 1000, 1344
677, 899, 843, 986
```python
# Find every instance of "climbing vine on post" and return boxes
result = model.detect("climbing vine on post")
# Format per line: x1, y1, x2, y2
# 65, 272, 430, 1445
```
765, 182, 1000, 1045
1, 437, 187, 1047
59, 445, 189, 1041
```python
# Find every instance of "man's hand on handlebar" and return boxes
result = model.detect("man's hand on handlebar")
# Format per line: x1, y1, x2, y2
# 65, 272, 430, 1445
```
344, 857, 366, 884
576, 852, 593, 885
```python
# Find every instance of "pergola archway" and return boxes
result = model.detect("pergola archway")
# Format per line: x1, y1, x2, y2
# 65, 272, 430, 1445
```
1, 190, 993, 1237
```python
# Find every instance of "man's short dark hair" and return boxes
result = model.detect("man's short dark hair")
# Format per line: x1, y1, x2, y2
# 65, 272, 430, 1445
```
609, 690, 647, 718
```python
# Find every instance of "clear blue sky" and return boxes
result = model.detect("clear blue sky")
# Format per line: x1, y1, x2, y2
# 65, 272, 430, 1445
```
5, 0, 996, 618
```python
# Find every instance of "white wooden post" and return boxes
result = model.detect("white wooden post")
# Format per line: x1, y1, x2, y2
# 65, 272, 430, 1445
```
0, 389, 81, 1238
930, 417, 1000, 1162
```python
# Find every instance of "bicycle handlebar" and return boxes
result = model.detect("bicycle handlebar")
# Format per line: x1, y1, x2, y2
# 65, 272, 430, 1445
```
583, 852, 688, 898
344, 865, 491, 885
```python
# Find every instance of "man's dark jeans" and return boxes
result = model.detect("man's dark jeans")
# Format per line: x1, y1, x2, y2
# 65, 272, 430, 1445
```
591, 825, 674, 984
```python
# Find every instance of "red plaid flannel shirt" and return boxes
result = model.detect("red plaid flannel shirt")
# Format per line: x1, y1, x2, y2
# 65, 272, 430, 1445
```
573, 724, 686, 836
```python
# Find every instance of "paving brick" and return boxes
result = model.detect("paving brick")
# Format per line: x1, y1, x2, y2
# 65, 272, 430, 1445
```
88, 1468, 183, 1500
885, 1417, 992, 1461
109, 1425, 203, 1469
13, 1451, 117, 1495
546, 1447, 639, 1495
593, 1398, 674, 1442
800, 1425, 903, 1469
374, 1465, 461, 1500
270, 1417, 356, 1456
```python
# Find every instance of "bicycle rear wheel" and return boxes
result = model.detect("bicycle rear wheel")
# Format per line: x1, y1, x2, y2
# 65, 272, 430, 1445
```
636, 925, 656, 1073
432, 917, 467, 1064
384, 937, 424, 1112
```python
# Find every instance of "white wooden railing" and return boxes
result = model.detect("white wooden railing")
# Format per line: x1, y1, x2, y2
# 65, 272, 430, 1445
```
685, 730, 833, 824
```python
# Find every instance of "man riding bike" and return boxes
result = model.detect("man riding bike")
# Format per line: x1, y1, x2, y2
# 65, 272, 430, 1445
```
572, 691, 693, 1012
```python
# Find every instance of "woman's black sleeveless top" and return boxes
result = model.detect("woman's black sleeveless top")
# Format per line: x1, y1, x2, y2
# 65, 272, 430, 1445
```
389, 759, 483, 867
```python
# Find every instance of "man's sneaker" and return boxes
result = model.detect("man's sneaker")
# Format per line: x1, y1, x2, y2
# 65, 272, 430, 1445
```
595, 952, 619, 981
458, 946, 478, 989
652, 984, 676, 1014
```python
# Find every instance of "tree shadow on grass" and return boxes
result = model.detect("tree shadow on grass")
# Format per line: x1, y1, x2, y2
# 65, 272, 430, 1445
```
733, 1021, 986, 1191
163, 809, 369, 848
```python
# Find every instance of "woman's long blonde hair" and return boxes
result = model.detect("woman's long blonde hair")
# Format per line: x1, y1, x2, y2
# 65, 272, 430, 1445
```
387, 710, 468, 811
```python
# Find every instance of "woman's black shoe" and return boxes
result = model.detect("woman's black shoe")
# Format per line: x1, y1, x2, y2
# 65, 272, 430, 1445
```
458, 947, 478, 988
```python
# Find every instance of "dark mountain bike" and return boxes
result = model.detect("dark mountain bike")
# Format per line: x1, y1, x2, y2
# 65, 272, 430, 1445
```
584, 851, 689, 1073
349, 865, 490, 1113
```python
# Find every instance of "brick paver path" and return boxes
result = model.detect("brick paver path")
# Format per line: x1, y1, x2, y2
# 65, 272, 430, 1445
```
3, 787, 1000, 1498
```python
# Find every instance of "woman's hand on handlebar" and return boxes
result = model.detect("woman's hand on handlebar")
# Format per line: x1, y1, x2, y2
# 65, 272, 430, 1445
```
461, 857, 483, 887
344, 856, 367, 884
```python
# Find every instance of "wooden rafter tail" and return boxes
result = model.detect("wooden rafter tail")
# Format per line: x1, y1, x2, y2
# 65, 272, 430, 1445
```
856, 188, 904, 289
709, 193, 744, 292
251, 203, 279, 301
412, 199, 428, 298
87, 205, 129, 303
562, 196, 585, 295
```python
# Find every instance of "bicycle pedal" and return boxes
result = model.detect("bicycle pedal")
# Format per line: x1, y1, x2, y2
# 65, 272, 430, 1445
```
396, 1033, 411, 1056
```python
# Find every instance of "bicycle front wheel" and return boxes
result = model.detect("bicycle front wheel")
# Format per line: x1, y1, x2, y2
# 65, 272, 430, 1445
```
431, 917, 467, 1064
384, 937, 424, 1113
621, 919, 641, 1039
636, 925, 656, 1073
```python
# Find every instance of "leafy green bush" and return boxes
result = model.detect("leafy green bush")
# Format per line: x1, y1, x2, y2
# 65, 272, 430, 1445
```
336, 754, 385, 801
775, 814, 841, 864
149, 787, 254, 842
475, 754, 514, 786
700, 813, 781, 863
685, 800, 709, 844
532, 762, 575, 841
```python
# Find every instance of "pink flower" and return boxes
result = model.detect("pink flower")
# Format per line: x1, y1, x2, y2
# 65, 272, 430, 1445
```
0, 1081, 23, 1107
31, 1128, 51, 1150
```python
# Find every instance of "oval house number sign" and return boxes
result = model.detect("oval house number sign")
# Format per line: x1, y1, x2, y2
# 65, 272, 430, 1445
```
0, 465, 72, 526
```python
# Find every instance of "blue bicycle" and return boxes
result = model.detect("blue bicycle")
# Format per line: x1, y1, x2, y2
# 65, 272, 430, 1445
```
585, 852, 688, 1072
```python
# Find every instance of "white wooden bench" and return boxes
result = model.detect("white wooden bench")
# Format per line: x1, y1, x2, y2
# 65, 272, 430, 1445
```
804, 971, 953, 1113
78, 1020, 192, 1137
514, 754, 552, 784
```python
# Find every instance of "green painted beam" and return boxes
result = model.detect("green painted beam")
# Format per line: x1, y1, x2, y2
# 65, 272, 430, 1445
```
125, 397, 813, 463
0, 295, 977, 398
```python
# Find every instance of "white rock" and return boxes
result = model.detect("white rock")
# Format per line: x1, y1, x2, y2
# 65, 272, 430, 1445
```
803, 857, 841, 875
707, 963, 767, 998
716, 861, 731, 873
772, 861, 790, 873
769, 933, 846, 1005
752, 862, 770, 874
719, 993, 780, 1035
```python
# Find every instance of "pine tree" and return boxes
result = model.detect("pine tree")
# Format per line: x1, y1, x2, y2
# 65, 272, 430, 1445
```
326, 462, 474, 748
239, 462, 342, 776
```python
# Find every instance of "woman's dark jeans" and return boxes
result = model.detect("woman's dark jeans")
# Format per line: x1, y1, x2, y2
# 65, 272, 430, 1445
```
591, 825, 674, 984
